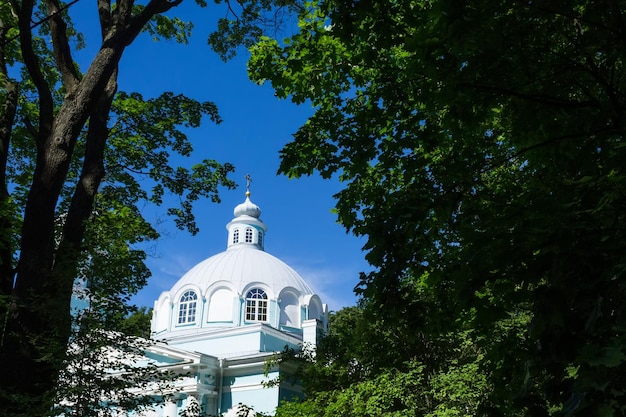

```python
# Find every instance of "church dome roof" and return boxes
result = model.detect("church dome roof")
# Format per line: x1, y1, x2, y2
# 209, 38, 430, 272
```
169, 245, 313, 297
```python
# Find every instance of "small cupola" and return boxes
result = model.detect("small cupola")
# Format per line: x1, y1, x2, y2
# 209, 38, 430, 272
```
226, 177, 267, 250
233, 192, 262, 218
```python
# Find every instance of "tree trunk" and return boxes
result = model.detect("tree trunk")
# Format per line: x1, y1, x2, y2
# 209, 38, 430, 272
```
0, 13, 123, 417
0, 0, 186, 413
0, 8, 18, 299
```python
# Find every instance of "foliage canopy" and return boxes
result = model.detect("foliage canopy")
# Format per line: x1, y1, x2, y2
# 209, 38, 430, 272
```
250, 0, 626, 415
0, 0, 300, 414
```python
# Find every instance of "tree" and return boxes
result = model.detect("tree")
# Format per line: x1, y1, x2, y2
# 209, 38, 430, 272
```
0, 0, 300, 414
54, 329, 179, 417
250, 1, 626, 415
57, 284, 179, 416
272, 306, 492, 417
117, 306, 153, 339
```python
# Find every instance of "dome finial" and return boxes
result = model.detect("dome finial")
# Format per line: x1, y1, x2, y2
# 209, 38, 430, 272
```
245, 173, 252, 197
233, 175, 261, 219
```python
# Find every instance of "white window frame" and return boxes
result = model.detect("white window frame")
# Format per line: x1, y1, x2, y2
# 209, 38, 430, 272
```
178, 290, 198, 324
245, 288, 268, 322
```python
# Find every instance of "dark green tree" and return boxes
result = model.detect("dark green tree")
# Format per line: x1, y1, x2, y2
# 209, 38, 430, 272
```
0, 0, 301, 414
272, 305, 491, 417
116, 306, 153, 339
249, 0, 626, 415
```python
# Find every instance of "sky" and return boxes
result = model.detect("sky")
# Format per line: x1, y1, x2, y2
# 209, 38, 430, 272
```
68, 0, 370, 311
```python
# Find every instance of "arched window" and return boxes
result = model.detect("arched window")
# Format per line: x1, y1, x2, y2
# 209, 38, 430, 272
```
178, 291, 198, 324
258, 231, 263, 247
245, 288, 268, 322
233, 228, 240, 244
245, 227, 253, 243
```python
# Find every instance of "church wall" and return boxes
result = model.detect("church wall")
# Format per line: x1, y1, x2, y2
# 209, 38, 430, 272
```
143, 192, 324, 417
307, 295, 323, 321
269, 299, 279, 328
173, 331, 262, 357
221, 371, 280, 416
206, 290, 236, 322
232, 295, 241, 324
152, 295, 171, 334
260, 332, 300, 353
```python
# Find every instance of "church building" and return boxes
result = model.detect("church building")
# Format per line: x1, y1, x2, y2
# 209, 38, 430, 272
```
142, 187, 328, 416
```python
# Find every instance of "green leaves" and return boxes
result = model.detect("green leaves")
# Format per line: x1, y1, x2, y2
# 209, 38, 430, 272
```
104, 91, 235, 234
2, 0, 305, 412
581, 346, 626, 368
274, 304, 494, 417
208, 0, 304, 61
251, 0, 626, 414
143, 13, 195, 44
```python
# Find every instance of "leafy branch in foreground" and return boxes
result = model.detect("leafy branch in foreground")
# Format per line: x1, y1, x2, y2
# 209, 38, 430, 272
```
0, 0, 301, 413
250, 0, 626, 415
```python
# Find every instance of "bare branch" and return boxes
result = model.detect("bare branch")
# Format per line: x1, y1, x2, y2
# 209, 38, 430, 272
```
226, 0, 241, 21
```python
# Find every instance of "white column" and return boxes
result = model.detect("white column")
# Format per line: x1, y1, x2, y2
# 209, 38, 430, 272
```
302, 318, 321, 349
163, 399, 178, 417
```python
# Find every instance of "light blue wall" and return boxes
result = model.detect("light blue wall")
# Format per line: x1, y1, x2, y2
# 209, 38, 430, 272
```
221, 370, 280, 415
260, 332, 300, 352
143, 350, 184, 365
174, 331, 261, 356
222, 386, 280, 415
223, 372, 269, 387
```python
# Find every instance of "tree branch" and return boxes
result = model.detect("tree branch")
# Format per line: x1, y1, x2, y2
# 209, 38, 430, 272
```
53, 70, 118, 331
459, 82, 600, 109
123, 0, 184, 45
16, 0, 53, 146
487, 126, 620, 174
113, 0, 134, 34
46, 0, 81, 94
97, 0, 113, 39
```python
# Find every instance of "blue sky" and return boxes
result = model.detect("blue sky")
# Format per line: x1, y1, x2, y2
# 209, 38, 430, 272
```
69, 1, 370, 311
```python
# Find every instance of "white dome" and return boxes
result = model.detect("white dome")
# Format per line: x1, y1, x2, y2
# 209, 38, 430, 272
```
151, 189, 327, 339
169, 245, 313, 297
